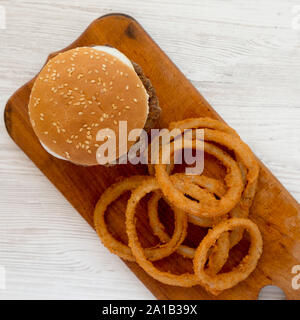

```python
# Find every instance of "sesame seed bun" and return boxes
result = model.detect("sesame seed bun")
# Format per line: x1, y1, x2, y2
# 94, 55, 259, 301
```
28, 46, 160, 165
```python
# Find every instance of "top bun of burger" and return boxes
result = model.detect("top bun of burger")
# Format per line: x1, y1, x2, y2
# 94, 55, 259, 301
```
28, 46, 160, 166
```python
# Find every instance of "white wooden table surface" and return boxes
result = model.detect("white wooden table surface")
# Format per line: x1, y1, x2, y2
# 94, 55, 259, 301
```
0, 0, 299, 300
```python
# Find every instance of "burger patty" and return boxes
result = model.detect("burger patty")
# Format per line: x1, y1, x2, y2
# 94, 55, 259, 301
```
132, 61, 161, 132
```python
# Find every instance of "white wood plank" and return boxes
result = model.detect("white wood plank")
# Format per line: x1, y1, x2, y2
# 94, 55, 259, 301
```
0, 0, 299, 300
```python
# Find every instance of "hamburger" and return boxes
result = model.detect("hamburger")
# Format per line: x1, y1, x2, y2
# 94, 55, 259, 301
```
28, 46, 160, 166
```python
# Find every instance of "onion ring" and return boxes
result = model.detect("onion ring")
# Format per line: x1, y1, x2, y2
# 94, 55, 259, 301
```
155, 139, 243, 217
94, 175, 187, 262
193, 218, 263, 295
148, 173, 230, 274
168, 118, 259, 249
126, 178, 200, 287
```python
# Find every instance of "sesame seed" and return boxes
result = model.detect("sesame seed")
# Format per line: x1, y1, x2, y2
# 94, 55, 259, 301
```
133, 98, 138, 103
78, 112, 83, 115
87, 150, 92, 154
44, 131, 48, 135
125, 85, 129, 90
113, 120, 117, 125
52, 140, 56, 144
125, 106, 130, 109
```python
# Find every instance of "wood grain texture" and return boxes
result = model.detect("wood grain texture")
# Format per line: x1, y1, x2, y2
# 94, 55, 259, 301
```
3, 13, 300, 300
0, 0, 299, 300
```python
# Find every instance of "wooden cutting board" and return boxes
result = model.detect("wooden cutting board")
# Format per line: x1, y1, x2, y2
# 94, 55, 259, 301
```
4, 13, 300, 300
